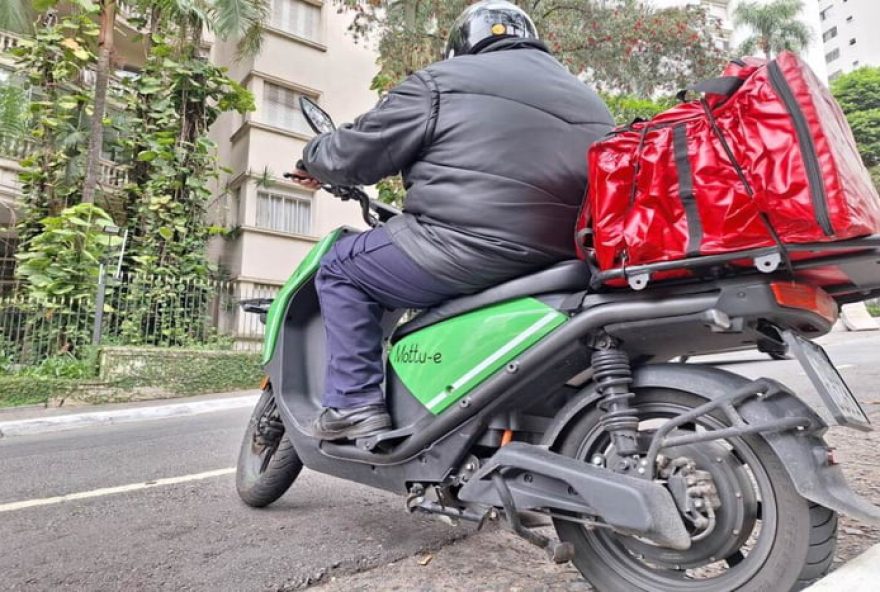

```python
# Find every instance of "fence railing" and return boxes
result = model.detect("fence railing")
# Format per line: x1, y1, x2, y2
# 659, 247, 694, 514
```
0, 135, 33, 161
0, 134, 130, 189
0, 275, 273, 367
0, 30, 22, 54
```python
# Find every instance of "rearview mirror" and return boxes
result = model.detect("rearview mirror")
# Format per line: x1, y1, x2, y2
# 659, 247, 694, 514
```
299, 96, 336, 135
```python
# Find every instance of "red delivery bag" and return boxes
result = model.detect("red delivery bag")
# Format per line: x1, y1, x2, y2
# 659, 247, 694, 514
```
577, 51, 880, 283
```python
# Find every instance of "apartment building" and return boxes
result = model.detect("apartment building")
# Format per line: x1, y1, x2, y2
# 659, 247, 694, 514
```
819, 0, 880, 80
207, 1, 377, 295
655, 0, 733, 51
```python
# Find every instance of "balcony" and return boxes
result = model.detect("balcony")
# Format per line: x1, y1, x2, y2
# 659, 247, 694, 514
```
0, 30, 23, 54
0, 135, 31, 162
0, 134, 130, 192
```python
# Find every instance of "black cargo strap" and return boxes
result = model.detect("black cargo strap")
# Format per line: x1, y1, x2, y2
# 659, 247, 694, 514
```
698, 99, 795, 277
628, 126, 650, 207
672, 124, 704, 258
677, 76, 746, 103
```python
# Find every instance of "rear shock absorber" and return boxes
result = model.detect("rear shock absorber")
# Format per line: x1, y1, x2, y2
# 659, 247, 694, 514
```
592, 347, 640, 457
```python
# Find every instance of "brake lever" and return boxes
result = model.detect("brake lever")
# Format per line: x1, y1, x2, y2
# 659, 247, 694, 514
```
282, 172, 312, 182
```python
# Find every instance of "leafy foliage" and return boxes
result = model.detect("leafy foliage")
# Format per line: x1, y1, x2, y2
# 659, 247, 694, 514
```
335, 0, 726, 96
15, 203, 121, 301
733, 0, 812, 59
12, 14, 99, 242
7, 8, 257, 356
831, 67, 880, 172
0, 78, 30, 140
115, 36, 254, 281
601, 93, 675, 126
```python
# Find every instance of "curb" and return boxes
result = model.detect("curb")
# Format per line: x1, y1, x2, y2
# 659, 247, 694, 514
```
805, 543, 880, 590
0, 394, 259, 439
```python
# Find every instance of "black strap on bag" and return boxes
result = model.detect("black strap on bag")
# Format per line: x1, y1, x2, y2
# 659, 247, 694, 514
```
672, 124, 704, 258
697, 98, 795, 277
677, 76, 746, 103
628, 126, 650, 207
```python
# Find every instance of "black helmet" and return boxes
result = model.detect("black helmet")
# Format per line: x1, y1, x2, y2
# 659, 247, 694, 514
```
445, 1, 539, 59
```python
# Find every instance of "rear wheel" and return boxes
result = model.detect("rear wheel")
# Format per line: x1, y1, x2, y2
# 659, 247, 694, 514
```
553, 388, 836, 592
236, 387, 303, 508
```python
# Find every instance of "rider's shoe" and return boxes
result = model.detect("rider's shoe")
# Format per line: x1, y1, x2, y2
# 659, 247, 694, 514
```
311, 405, 392, 441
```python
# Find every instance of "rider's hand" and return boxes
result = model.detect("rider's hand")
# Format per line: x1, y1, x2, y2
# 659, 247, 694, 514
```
289, 168, 323, 191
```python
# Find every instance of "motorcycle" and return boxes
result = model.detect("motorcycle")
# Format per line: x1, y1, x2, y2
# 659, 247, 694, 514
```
236, 96, 880, 591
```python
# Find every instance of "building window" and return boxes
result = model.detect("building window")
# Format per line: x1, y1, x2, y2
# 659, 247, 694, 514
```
826, 48, 840, 63
820, 6, 833, 21
823, 27, 838, 42
262, 82, 313, 135
846, 16, 853, 23
849, 38, 857, 45
256, 190, 312, 235
829, 70, 843, 82
853, 60, 860, 68
270, 0, 321, 41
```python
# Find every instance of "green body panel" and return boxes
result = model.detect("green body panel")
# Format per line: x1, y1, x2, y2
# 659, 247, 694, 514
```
390, 298, 567, 414
261, 229, 343, 365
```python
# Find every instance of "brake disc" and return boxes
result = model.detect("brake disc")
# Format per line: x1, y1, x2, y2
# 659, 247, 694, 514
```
615, 439, 758, 569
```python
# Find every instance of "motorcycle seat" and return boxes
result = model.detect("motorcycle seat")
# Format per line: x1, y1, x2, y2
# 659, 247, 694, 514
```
394, 259, 591, 339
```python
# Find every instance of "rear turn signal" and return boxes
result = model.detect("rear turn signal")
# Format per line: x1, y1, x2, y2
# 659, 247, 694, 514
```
770, 282, 839, 323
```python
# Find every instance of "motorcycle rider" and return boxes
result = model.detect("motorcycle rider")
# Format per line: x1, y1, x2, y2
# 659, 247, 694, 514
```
292, 0, 614, 440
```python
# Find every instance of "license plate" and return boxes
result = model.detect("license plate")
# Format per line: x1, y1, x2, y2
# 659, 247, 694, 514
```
784, 332, 872, 431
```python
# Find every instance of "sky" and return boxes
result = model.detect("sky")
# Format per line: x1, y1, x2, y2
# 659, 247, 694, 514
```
651, 0, 828, 82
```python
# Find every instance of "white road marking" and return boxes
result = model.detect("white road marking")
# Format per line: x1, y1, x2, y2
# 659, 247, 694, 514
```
0, 467, 235, 514
0, 394, 259, 438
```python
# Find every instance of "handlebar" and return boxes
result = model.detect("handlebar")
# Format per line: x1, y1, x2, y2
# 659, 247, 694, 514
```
283, 171, 399, 228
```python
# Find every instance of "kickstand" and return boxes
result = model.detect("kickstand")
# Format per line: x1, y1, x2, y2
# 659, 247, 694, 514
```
491, 473, 574, 564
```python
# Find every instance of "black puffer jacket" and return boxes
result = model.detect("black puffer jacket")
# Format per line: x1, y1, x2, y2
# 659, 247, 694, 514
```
303, 38, 613, 292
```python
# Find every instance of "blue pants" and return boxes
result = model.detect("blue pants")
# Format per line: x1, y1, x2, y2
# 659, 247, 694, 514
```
315, 227, 460, 409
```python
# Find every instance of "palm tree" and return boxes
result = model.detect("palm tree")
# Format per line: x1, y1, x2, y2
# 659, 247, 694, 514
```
733, 0, 813, 59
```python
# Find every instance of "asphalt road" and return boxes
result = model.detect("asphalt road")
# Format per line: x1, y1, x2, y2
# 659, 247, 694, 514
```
1, 331, 879, 591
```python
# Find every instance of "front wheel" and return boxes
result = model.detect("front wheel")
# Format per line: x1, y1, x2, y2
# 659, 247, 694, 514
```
236, 387, 303, 508
553, 388, 837, 592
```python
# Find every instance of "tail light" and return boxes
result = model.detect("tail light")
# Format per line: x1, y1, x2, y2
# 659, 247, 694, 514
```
771, 282, 839, 323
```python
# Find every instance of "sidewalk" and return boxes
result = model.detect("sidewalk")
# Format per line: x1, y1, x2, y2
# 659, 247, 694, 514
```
0, 390, 258, 438
806, 543, 880, 591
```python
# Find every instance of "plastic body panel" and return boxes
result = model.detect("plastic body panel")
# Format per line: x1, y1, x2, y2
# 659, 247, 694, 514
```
390, 298, 567, 414
261, 228, 344, 365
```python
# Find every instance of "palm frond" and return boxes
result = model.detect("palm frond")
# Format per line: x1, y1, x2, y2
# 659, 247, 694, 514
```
0, 0, 33, 33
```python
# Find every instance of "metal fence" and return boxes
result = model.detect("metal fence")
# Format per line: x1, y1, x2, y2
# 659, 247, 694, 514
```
0, 274, 273, 367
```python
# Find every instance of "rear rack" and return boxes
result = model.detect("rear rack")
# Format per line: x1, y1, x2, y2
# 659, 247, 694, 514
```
593, 235, 880, 299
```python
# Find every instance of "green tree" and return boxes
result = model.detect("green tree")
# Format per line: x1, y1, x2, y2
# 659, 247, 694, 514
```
336, 0, 726, 97
601, 93, 675, 126
733, 0, 812, 59
4, 0, 269, 207
831, 67, 880, 184
15, 203, 121, 301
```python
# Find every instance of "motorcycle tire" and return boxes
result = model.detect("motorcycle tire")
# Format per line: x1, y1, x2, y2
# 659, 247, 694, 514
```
553, 387, 837, 592
236, 387, 303, 508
